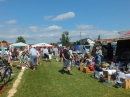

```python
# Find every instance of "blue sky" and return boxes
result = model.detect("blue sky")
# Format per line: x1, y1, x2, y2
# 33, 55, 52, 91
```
0, 0, 130, 44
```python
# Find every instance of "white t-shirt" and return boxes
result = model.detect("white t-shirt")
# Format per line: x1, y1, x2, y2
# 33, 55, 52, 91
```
37, 50, 40, 57
96, 50, 102, 56
19, 51, 23, 56
44, 48, 49, 54
29, 48, 37, 56
69, 50, 73, 58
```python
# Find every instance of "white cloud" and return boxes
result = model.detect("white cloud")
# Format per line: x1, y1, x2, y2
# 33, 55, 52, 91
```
47, 25, 62, 30
52, 12, 75, 21
0, 0, 5, 2
65, 29, 119, 42
0, 24, 4, 27
29, 26, 38, 32
76, 24, 94, 29
0, 23, 120, 44
9, 29, 18, 33
6, 20, 17, 25
44, 15, 53, 20
43, 25, 62, 31
103, 30, 119, 39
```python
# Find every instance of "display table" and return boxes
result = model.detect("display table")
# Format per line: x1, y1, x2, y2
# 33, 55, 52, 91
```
103, 70, 116, 75
125, 74, 130, 78
103, 70, 117, 83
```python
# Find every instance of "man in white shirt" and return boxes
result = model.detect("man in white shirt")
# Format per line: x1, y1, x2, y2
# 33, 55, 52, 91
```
29, 46, 38, 70
43, 47, 50, 61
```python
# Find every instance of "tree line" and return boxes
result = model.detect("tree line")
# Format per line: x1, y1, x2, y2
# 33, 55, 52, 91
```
1, 32, 100, 46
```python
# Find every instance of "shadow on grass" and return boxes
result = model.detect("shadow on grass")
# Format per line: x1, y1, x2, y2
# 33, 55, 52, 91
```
58, 70, 73, 75
0, 80, 11, 93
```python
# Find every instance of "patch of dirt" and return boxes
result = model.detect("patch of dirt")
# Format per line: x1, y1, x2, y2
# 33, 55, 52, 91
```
7, 69, 25, 97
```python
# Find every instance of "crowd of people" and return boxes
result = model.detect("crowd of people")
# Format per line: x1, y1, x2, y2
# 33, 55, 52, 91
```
1, 41, 130, 89
0, 45, 74, 72
0, 42, 119, 75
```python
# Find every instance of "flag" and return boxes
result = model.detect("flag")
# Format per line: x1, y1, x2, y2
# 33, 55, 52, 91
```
1, 42, 5, 55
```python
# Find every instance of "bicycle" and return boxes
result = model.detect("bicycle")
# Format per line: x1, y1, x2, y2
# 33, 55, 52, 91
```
0, 58, 12, 85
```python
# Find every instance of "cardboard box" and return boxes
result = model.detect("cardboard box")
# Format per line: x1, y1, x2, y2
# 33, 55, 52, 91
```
86, 67, 93, 74
79, 63, 84, 72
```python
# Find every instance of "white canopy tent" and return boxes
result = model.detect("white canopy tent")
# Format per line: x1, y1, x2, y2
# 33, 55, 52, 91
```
10, 42, 29, 50
32, 43, 53, 48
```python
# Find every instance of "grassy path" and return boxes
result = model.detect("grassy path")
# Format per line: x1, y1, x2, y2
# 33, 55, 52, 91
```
8, 58, 130, 97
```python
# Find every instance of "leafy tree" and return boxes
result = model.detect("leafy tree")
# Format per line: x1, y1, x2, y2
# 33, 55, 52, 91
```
72, 42, 76, 46
60, 31, 71, 46
1, 40, 7, 43
98, 35, 100, 40
97, 35, 101, 43
16, 36, 26, 43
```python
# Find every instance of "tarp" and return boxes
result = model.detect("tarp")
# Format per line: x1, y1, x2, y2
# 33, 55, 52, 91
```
118, 30, 130, 38
32, 43, 53, 47
10, 42, 29, 50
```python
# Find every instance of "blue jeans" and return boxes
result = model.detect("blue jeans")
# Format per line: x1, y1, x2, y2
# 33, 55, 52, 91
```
30, 55, 37, 65
95, 60, 101, 65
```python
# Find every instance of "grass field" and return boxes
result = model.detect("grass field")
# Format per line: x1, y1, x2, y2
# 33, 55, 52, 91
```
1, 57, 130, 97
0, 62, 21, 97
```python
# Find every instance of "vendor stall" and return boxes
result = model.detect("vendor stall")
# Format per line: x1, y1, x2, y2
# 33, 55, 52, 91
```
32, 43, 53, 48
10, 42, 29, 50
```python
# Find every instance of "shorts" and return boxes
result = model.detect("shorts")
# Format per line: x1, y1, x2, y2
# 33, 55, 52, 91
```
63, 59, 70, 68
44, 53, 49, 59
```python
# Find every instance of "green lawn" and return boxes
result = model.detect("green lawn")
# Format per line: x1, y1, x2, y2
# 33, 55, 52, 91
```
1, 57, 130, 97
0, 62, 21, 97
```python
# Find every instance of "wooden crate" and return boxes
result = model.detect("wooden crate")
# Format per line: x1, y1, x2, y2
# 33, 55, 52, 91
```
121, 78, 130, 89
108, 74, 116, 82
103, 71, 116, 84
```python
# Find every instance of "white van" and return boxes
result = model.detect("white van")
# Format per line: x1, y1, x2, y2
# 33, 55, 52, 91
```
78, 45, 89, 54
